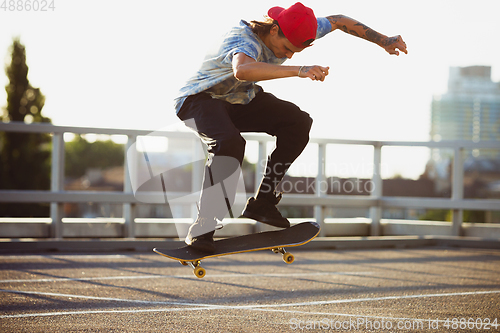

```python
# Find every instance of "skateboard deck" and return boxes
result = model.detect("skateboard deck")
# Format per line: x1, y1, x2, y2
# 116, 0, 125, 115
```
154, 221, 320, 278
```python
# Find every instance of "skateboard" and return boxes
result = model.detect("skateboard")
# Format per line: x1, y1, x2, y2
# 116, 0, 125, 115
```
153, 221, 320, 278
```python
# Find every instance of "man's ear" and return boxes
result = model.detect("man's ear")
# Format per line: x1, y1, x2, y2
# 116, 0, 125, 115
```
270, 24, 280, 36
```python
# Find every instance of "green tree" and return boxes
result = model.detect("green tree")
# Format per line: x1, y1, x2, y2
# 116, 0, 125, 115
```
0, 38, 51, 217
65, 136, 124, 179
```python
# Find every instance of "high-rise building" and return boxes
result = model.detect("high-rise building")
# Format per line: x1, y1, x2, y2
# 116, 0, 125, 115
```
431, 66, 500, 160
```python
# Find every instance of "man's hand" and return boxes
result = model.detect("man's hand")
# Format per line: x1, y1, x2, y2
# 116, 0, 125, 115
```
298, 65, 330, 81
382, 35, 408, 56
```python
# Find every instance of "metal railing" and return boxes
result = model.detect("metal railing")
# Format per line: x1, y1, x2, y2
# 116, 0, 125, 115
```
1, 121, 499, 239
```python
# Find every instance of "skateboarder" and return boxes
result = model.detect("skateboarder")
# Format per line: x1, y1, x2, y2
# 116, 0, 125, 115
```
174, 2, 407, 252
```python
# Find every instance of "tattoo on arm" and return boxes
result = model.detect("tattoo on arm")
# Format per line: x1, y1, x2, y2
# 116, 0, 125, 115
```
365, 28, 383, 45
380, 36, 399, 46
354, 22, 370, 30
327, 15, 392, 46
302, 66, 313, 74
340, 25, 359, 37
326, 15, 343, 28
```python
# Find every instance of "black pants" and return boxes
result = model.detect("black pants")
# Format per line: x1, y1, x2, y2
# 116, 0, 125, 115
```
177, 90, 313, 220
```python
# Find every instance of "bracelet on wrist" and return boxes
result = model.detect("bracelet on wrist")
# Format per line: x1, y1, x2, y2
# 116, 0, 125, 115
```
298, 66, 305, 77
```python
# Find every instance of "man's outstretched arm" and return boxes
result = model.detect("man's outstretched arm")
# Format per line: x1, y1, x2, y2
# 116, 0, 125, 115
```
327, 15, 408, 56
233, 53, 329, 82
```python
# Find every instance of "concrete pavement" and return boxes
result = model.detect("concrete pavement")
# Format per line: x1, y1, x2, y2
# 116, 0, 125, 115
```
1, 247, 499, 332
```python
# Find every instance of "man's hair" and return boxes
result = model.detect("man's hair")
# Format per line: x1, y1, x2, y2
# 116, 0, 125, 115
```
249, 16, 285, 38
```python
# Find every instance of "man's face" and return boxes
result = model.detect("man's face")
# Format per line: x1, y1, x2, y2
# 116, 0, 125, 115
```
267, 25, 305, 59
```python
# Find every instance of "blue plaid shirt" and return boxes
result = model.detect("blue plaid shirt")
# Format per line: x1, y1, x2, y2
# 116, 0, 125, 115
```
174, 18, 332, 113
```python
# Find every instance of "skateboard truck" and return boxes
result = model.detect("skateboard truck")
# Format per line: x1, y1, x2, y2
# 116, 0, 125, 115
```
272, 247, 295, 264
180, 260, 206, 278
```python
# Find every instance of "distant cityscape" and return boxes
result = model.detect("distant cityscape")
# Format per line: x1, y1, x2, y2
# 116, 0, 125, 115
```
425, 65, 500, 198
431, 65, 499, 157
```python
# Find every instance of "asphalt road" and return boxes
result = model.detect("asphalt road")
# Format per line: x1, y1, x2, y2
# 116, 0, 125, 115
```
1, 247, 499, 332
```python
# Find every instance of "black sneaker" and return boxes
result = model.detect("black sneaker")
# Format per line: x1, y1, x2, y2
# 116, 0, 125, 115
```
185, 217, 217, 253
242, 193, 290, 228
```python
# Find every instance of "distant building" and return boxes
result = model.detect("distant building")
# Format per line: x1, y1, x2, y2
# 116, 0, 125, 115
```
430, 65, 500, 160
427, 66, 500, 205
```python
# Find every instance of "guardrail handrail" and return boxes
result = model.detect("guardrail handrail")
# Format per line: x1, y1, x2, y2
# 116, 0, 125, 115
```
1, 121, 499, 239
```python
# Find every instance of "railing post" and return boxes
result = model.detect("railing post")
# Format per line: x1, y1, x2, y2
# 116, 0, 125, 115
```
123, 135, 136, 238
451, 146, 464, 236
191, 137, 204, 221
50, 132, 65, 239
369, 143, 383, 236
254, 140, 266, 195
253, 140, 267, 232
315, 143, 326, 236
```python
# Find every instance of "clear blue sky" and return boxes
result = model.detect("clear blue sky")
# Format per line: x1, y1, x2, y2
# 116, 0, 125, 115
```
1, 0, 499, 178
